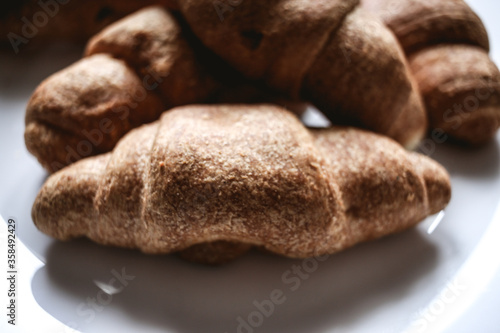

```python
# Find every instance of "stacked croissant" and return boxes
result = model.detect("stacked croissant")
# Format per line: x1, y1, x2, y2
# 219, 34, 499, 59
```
26, 0, 499, 264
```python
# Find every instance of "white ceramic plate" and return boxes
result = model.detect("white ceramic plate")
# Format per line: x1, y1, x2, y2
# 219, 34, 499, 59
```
1, 1, 500, 332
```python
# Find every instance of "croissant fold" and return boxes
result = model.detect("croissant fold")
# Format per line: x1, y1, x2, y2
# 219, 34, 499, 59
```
32, 105, 451, 264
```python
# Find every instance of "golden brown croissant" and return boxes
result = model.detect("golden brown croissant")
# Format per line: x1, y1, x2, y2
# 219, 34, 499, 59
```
362, 0, 500, 144
32, 104, 451, 264
25, 3, 427, 173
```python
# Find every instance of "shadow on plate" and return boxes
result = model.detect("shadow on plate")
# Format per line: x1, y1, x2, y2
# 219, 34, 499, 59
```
423, 135, 500, 179
31, 228, 438, 333
0, 169, 52, 261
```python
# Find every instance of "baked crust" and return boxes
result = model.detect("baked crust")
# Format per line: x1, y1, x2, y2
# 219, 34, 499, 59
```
362, 0, 500, 144
32, 105, 451, 264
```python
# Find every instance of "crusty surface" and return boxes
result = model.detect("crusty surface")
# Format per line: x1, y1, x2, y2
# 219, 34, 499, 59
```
85, 6, 222, 107
362, 0, 500, 144
361, 0, 489, 53
25, 3, 428, 173
409, 45, 500, 145
312, 127, 450, 245
25, 54, 165, 172
32, 105, 451, 263
177, 0, 427, 148
178, 0, 359, 98
303, 7, 426, 149
24, 6, 277, 173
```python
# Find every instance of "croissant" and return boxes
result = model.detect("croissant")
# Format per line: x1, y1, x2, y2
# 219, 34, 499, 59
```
32, 104, 451, 264
24, 53, 166, 172
174, 0, 427, 147
362, 0, 500, 144
25, 3, 427, 173
24, 6, 280, 173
